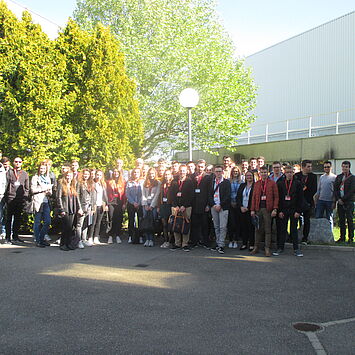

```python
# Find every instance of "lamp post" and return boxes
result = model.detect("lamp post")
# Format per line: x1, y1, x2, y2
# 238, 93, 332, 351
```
179, 88, 199, 161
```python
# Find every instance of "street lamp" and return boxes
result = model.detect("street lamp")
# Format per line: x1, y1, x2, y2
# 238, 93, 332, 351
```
179, 88, 199, 161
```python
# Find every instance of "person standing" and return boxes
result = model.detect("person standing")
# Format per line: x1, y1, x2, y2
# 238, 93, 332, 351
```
190, 159, 210, 248
250, 166, 279, 257
126, 168, 144, 244
31, 163, 53, 247
71, 160, 80, 180
141, 168, 161, 247
334, 161, 355, 243
228, 166, 242, 248
5, 157, 29, 244
0, 158, 7, 239
274, 165, 303, 256
294, 160, 317, 244
106, 168, 126, 244
314, 161, 336, 229
57, 170, 82, 251
168, 165, 194, 251
208, 165, 231, 254
269, 161, 284, 182
236, 171, 255, 251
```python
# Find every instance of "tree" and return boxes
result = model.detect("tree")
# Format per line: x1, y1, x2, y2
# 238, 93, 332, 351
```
74, 0, 257, 157
0, 2, 79, 171
57, 19, 142, 167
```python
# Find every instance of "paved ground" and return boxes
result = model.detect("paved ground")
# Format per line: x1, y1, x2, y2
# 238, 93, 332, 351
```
0, 236, 354, 355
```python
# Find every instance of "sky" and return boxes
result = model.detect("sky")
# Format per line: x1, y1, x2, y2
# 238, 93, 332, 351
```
4, 0, 355, 57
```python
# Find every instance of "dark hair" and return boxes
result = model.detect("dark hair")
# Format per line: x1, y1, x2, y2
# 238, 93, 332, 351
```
301, 160, 312, 167
323, 161, 332, 166
249, 157, 257, 162
260, 166, 268, 172
342, 161, 351, 168
1, 157, 10, 163
223, 155, 231, 160
272, 161, 281, 166
187, 161, 195, 165
214, 165, 223, 171
197, 159, 206, 164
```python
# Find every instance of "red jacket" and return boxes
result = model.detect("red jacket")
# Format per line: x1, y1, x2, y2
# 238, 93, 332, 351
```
251, 179, 279, 212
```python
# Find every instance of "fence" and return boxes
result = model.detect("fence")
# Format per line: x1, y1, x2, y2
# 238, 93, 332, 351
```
237, 108, 355, 145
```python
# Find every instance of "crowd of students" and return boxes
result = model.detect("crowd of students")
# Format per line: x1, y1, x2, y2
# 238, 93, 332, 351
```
0, 154, 354, 256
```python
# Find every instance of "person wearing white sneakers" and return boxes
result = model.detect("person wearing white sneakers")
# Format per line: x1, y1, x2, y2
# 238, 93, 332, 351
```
87, 170, 108, 245
77, 169, 96, 248
107, 168, 126, 244
228, 166, 243, 249
142, 168, 161, 247
126, 168, 144, 244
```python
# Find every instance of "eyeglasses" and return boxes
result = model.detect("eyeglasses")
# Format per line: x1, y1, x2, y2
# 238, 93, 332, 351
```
324, 166, 331, 169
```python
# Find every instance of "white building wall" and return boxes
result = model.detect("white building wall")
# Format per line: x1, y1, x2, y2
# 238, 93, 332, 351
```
244, 11, 355, 138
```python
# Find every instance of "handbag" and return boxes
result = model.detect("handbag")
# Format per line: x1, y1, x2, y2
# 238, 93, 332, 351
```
169, 212, 190, 235
24, 198, 35, 214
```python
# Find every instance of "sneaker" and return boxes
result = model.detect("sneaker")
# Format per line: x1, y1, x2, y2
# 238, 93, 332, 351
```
149, 240, 154, 247
273, 249, 284, 256
294, 249, 303, 257
170, 245, 180, 250
233, 241, 238, 248
78, 241, 85, 249
144, 240, 149, 247
139, 237, 144, 244
228, 242, 233, 248
108, 236, 113, 244
83, 240, 93, 247
44, 234, 51, 242
128, 236, 132, 244
202, 244, 211, 250
217, 247, 225, 254
87, 238, 93, 246
59, 245, 70, 251
210, 246, 217, 252
93, 237, 101, 245
35, 242, 46, 248
0, 232, 5, 239
182, 246, 190, 252
4, 239, 11, 244
116, 236, 122, 244
160, 242, 169, 248
335, 238, 345, 244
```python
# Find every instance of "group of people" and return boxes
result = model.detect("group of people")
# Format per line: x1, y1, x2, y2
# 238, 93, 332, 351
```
0, 154, 354, 256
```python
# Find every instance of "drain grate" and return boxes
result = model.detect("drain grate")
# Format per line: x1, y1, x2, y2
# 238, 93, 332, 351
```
12, 251, 23, 254
135, 264, 149, 268
293, 322, 322, 332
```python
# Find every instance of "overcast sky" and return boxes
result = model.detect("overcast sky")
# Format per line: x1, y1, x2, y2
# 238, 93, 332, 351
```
4, 0, 355, 56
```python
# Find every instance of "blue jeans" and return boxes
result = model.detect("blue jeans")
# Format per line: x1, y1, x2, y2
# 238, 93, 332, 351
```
34, 203, 51, 244
0, 198, 5, 235
143, 207, 157, 241
315, 200, 334, 229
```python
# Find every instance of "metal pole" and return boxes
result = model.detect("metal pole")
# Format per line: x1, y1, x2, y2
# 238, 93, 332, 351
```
336, 112, 339, 134
265, 124, 268, 142
286, 120, 289, 140
309, 116, 312, 137
188, 108, 192, 161
247, 130, 250, 144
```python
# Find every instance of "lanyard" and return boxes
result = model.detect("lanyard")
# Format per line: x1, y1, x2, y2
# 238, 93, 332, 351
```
196, 174, 203, 187
285, 178, 293, 196
214, 178, 221, 193
178, 179, 185, 191
341, 173, 352, 187
261, 179, 267, 195
244, 185, 251, 198
13, 169, 22, 181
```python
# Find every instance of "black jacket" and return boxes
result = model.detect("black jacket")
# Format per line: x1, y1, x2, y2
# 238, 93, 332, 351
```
5, 169, 29, 202
208, 177, 231, 211
277, 178, 303, 213
334, 173, 355, 203
168, 177, 194, 208
294, 171, 317, 206
236, 183, 254, 210
191, 172, 210, 213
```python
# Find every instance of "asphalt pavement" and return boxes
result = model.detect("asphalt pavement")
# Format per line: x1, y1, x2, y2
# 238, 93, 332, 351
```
0, 236, 354, 354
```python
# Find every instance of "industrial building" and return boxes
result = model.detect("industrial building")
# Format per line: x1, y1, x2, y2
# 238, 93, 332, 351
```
176, 11, 355, 173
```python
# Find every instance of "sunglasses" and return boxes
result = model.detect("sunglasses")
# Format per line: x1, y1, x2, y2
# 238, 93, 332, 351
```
14, 161, 22, 163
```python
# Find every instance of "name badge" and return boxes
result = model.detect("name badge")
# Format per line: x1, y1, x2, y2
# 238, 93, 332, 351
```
214, 193, 219, 199
177, 192, 182, 197
162, 197, 168, 202
195, 189, 201, 193
261, 195, 266, 200
14, 181, 20, 187
285, 196, 291, 201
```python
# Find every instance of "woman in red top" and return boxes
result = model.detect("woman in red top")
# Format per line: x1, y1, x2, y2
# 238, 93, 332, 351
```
106, 168, 126, 244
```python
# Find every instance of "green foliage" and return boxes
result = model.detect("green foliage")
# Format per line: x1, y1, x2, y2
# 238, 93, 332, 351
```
74, 0, 257, 157
0, 1, 142, 172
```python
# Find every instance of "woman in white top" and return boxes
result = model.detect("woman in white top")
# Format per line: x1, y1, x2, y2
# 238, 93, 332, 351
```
141, 168, 161, 247
87, 169, 108, 245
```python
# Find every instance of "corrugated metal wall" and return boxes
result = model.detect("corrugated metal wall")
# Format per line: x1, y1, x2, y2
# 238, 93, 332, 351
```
245, 11, 355, 131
